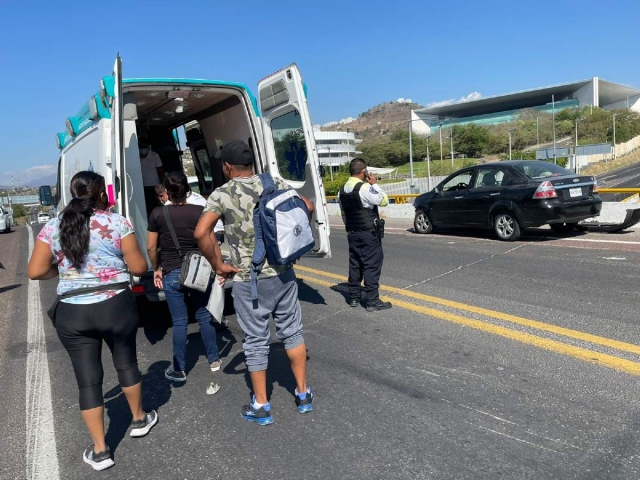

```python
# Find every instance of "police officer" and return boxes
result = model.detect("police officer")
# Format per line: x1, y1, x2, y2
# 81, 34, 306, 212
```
338, 158, 392, 312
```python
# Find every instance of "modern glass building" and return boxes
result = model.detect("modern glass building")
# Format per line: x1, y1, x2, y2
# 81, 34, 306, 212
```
413, 78, 640, 132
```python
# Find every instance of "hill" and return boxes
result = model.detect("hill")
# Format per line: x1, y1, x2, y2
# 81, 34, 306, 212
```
319, 100, 424, 143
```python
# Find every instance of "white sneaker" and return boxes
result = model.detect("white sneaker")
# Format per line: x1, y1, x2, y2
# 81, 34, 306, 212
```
130, 410, 158, 438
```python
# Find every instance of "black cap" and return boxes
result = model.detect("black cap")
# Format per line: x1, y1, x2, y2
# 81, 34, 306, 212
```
221, 140, 254, 165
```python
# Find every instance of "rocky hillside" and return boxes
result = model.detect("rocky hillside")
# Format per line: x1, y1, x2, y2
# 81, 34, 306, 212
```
320, 101, 424, 144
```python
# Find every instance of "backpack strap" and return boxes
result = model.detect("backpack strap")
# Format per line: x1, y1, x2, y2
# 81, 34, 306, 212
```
250, 173, 277, 303
163, 206, 183, 259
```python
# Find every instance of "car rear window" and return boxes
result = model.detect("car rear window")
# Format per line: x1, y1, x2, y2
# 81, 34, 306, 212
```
514, 162, 571, 179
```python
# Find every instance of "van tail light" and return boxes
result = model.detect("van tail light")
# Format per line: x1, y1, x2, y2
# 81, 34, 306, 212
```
131, 285, 145, 294
592, 179, 598, 193
533, 181, 557, 199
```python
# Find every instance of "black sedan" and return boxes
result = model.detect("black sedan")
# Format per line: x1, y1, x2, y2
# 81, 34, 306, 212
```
413, 160, 602, 241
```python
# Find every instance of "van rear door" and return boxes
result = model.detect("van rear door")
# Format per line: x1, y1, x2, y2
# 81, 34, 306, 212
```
257, 64, 331, 258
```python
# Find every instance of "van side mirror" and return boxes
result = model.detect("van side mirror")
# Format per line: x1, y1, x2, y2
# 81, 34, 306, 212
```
319, 165, 327, 178
39, 185, 53, 206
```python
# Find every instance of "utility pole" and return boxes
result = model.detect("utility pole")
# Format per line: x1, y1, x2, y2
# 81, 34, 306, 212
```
408, 120, 414, 190
536, 116, 540, 149
426, 135, 431, 192
439, 121, 444, 163
450, 128, 454, 169
508, 128, 516, 161
612, 113, 619, 162
327, 147, 333, 181
346, 128, 351, 162
552, 94, 557, 164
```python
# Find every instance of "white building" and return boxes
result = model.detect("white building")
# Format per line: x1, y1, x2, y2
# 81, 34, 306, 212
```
314, 130, 360, 168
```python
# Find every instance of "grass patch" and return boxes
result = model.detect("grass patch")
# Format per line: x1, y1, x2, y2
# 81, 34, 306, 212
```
582, 150, 640, 177
387, 158, 479, 178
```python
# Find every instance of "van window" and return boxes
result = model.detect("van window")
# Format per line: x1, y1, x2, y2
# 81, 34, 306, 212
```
271, 110, 307, 182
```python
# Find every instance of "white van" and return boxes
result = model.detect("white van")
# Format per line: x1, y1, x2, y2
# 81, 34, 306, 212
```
40, 55, 331, 300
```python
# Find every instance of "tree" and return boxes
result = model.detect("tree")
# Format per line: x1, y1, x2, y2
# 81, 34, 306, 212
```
12, 204, 27, 217
452, 124, 490, 157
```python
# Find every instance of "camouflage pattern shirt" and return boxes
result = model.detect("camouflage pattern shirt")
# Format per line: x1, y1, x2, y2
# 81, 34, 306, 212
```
205, 175, 292, 282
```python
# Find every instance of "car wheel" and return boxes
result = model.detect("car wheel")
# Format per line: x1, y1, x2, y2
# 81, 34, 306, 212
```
414, 210, 433, 234
494, 211, 521, 241
550, 222, 577, 234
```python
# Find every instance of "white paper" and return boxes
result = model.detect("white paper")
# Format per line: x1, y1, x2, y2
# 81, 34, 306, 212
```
206, 276, 225, 323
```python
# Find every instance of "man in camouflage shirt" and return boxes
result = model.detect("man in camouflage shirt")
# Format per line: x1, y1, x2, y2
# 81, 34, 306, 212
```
195, 140, 315, 425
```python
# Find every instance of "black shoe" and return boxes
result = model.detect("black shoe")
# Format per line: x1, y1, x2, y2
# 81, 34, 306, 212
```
349, 298, 360, 308
83, 445, 114, 471
366, 301, 392, 312
241, 396, 274, 426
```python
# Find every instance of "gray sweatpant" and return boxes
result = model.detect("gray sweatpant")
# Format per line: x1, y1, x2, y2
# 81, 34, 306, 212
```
232, 268, 304, 372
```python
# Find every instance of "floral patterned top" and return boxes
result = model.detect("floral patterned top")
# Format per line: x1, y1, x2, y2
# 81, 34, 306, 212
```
37, 210, 136, 304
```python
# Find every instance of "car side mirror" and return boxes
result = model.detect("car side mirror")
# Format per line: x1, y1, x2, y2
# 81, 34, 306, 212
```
39, 185, 53, 206
597, 179, 606, 187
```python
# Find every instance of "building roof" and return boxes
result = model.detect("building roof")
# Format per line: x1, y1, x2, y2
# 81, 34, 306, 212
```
415, 78, 640, 120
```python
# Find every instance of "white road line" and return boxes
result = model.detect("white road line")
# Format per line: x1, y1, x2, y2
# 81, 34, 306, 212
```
556, 237, 640, 245
25, 225, 60, 480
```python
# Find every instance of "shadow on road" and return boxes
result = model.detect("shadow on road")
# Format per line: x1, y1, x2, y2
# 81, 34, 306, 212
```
223, 342, 310, 401
297, 279, 327, 305
103, 360, 172, 455
0, 283, 22, 294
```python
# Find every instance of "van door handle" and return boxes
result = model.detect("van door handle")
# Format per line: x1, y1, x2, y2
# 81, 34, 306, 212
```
490, 192, 500, 196
126, 173, 134, 201
455, 196, 463, 199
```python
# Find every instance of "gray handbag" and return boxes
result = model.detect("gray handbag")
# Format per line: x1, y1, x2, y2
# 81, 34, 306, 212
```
163, 206, 212, 292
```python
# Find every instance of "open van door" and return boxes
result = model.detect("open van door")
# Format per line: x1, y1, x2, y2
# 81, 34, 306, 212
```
109, 55, 126, 217
258, 64, 331, 258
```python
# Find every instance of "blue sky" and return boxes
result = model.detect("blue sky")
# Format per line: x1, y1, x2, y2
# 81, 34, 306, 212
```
1, 0, 638, 184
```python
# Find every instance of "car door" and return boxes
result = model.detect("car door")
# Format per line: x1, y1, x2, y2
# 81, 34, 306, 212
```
464, 167, 508, 225
258, 64, 331, 258
430, 169, 474, 225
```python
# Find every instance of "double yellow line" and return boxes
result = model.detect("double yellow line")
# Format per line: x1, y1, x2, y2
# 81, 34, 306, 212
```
296, 265, 640, 376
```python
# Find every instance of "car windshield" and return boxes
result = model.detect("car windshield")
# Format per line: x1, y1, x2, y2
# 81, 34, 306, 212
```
514, 162, 571, 179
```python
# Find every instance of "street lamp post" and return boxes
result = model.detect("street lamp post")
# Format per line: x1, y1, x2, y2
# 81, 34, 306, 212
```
346, 128, 351, 163
408, 120, 414, 189
449, 129, 454, 169
426, 135, 432, 191
327, 147, 333, 181
552, 94, 557, 164
439, 121, 444, 162
508, 128, 517, 161
536, 116, 539, 149
612, 113, 619, 162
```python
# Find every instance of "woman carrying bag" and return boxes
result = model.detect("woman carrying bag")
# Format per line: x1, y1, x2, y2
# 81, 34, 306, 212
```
27, 171, 158, 471
147, 171, 222, 383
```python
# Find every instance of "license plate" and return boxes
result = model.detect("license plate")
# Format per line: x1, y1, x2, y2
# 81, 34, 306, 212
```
569, 187, 582, 198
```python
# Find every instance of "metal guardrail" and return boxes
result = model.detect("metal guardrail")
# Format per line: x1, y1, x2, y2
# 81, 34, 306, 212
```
326, 194, 419, 205
598, 188, 640, 194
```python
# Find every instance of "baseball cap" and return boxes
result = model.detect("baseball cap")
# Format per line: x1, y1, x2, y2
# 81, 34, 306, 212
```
221, 140, 254, 165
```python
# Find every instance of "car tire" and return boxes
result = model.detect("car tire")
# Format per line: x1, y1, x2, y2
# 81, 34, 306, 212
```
493, 211, 521, 241
414, 210, 434, 234
550, 222, 577, 234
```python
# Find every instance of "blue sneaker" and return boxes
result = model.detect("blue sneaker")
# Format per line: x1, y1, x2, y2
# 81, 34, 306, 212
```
295, 386, 314, 414
241, 396, 274, 426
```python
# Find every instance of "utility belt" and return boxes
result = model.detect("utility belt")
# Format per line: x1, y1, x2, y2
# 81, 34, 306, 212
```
347, 219, 385, 238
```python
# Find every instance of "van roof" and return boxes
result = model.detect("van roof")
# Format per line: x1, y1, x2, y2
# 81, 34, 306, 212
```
122, 78, 259, 116
57, 78, 260, 150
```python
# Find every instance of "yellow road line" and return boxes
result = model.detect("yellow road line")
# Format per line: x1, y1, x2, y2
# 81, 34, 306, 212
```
295, 265, 640, 356
297, 274, 640, 376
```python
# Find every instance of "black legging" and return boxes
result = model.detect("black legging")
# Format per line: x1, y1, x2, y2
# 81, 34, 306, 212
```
56, 289, 141, 410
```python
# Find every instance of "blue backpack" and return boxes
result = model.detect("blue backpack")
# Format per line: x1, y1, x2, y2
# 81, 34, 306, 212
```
250, 173, 315, 302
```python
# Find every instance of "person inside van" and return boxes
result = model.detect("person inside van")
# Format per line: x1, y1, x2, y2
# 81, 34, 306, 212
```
139, 136, 165, 218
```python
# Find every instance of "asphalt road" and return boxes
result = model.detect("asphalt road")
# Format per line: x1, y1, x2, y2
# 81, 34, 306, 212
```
597, 162, 640, 202
3, 222, 640, 479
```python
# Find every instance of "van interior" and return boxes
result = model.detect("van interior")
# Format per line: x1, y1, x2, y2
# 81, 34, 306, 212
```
122, 85, 258, 207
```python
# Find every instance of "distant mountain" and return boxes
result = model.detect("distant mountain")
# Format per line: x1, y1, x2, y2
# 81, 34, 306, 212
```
319, 100, 425, 144
25, 173, 57, 188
